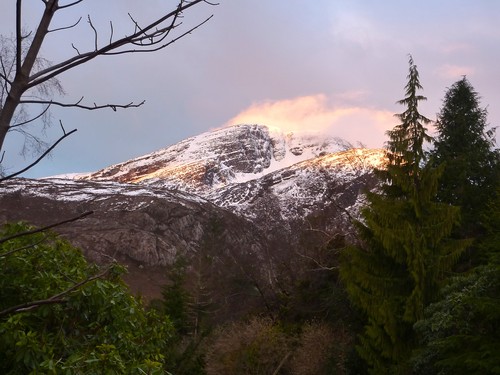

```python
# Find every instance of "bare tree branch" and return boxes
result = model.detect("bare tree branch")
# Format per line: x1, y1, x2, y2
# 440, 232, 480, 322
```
56, 0, 84, 11
104, 16, 213, 56
0, 67, 12, 85
20, 98, 145, 111
1, 0, 216, 173
27, 0, 213, 88
87, 15, 98, 51
0, 127, 77, 181
47, 16, 82, 33
108, 21, 114, 45
71, 42, 80, 55
15, 0, 23, 74
0, 210, 93, 245
11, 103, 51, 128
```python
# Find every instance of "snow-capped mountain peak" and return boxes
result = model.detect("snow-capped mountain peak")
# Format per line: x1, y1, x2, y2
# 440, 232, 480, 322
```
83, 124, 365, 193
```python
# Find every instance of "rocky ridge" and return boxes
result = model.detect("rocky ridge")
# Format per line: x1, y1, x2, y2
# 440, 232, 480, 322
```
0, 124, 386, 299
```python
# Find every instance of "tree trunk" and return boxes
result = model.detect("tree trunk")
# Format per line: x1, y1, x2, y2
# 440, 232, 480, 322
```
0, 0, 57, 152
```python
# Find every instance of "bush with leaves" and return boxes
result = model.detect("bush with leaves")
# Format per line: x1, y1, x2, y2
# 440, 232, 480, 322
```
0, 222, 174, 374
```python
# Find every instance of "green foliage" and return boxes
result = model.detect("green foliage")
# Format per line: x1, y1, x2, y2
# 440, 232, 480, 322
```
340, 56, 468, 374
160, 256, 207, 375
386, 55, 432, 180
430, 77, 500, 237
162, 256, 191, 335
0, 222, 174, 374
412, 265, 500, 375
412, 189, 500, 374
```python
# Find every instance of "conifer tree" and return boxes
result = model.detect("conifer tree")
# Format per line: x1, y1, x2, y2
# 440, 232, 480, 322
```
340, 56, 468, 374
430, 77, 500, 238
413, 188, 500, 374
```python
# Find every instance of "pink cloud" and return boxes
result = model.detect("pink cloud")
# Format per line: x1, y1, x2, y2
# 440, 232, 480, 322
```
225, 95, 395, 148
436, 64, 475, 79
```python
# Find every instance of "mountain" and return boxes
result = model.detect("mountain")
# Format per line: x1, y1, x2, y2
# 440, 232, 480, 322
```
0, 177, 267, 302
0, 124, 386, 302
82, 124, 385, 231
83, 124, 350, 190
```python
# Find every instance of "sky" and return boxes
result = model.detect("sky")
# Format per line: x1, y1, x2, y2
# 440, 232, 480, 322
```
1, 0, 499, 178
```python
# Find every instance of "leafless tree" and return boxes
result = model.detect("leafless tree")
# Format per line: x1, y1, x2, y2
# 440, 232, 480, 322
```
0, 0, 216, 176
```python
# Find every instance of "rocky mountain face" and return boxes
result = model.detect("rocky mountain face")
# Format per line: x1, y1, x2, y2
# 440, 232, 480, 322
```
0, 178, 266, 301
0, 124, 386, 304
83, 124, 385, 235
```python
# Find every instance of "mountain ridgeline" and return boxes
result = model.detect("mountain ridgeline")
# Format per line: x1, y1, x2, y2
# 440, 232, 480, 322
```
0, 124, 385, 305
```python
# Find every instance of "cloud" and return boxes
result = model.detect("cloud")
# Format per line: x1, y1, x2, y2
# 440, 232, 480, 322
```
442, 42, 473, 54
436, 64, 475, 79
225, 95, 395, 148
330, 10, 385, 51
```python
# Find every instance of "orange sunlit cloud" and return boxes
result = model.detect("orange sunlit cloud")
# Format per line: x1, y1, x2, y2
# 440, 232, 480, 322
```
225, 94, 395, 148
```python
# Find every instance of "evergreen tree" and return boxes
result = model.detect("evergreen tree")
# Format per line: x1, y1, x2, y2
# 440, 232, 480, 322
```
340, 56, 468, 374
413, 188, 500, 374
430, 77, 500, 238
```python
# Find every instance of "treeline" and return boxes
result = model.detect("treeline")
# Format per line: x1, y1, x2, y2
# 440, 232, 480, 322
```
1, 56, 499, 374
341, 57, 500, 374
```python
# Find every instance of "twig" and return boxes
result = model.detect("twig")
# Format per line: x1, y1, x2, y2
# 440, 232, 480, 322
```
57, 0, 85, 10
87, 15, 98, 51
26, 0, 214, 88
272, 352, 291, 375
48, 16, 82, 33
10, 104, 52, 128
0, 211, 94, 245
19, 98, 145, 111
0, 128, 77, 181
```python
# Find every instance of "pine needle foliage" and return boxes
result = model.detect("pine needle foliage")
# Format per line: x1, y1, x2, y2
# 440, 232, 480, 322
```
413, 188, 500, 374
429, 77, 500, 238
340, 56, 469, 374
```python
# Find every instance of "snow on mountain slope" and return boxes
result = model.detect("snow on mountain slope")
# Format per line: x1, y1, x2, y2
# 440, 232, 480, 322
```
208, 148, 386, 222
79, 123, 387, 229
83, 124, 350, 194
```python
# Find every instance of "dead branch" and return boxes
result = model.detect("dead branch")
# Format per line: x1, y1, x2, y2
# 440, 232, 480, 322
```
0, 211, 93, 245
19, 97, 145, 111
108, 21, 113, 45
11, 103, 51, 128
294, 250, 338, 272
47, 16, 82, 33
0, 127, 77, 181
87, 15, 98, 51
26, 0, 214, 89
57, 0, 85, 11
104, 15, 213, 56
1, 0, 215, 175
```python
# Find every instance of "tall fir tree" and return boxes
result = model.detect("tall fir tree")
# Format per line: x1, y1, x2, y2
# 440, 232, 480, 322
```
430, 77, 500, 238
340, 56, 468, 374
